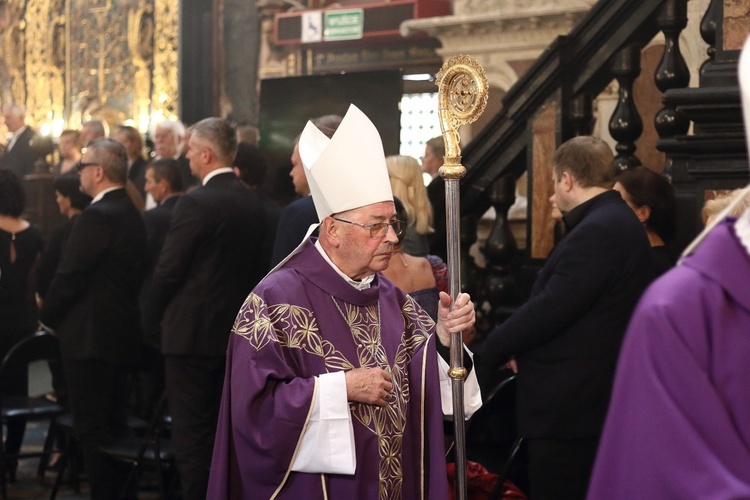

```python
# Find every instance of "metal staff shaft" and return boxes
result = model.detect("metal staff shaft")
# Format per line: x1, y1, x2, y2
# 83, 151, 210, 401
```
435, 54, 488, 500
445, 175, 468, 500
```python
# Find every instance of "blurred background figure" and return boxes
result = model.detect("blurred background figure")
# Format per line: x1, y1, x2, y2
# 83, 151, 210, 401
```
381, 196, 447, 321
0, 104, 40, 177
35, 175, 92, 302
236, 124, 259, 146
702, 188, 750, 226
33, 174, 91, 468
54, 129, 82, 175
233, 142, 280, 271
386, 155, 434, 256
152, 119, 196, 191
270, 114, 342, 267
0, 168, 44, 482
79, 119, 107, 148
548, 193, 566, 244
138, 158, 183, 420
614, 166, 677, 274
421, 135, 444, 184
114, 125, 148, 199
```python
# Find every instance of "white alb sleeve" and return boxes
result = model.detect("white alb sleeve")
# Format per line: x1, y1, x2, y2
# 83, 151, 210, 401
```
290, 371, 356, 474
438, 345, 483, 419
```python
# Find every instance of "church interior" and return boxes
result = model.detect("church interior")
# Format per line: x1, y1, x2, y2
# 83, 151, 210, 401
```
2, 0, 750, 497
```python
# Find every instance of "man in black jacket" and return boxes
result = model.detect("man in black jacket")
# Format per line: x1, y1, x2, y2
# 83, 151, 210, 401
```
150, 117, 267, 500
478, 136, 653, 500
40, 138, 148, 499
0, 104, 40, 177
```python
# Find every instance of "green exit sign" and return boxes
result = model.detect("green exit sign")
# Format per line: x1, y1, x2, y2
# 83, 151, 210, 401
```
325, 9, 364, 41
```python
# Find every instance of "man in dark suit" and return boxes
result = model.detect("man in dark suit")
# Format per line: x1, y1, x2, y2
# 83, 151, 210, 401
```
137, 158, 183, 418
477, 136, 653, 500
40, 138, 148, 499
270, 114, 341, 267
150, 117, 267, 500
233, 142, 281, 272
0, 104, 40, 177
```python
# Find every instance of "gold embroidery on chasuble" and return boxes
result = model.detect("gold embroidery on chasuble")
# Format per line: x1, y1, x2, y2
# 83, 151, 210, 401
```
232, 293, 433, 500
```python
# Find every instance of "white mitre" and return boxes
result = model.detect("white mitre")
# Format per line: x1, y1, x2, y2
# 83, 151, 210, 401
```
298, 104, 393, 221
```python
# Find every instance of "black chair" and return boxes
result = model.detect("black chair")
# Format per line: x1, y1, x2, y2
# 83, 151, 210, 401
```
0, 331, 65, 500
465, 373, 529, 496
49, 411, 150, 499
96, 393, 176, 499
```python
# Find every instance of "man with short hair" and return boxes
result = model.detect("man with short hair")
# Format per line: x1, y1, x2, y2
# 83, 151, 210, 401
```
141, 158, 183, 346
424, 135, 448, 259
207, 105, 480, 499
136, 158, 183, 419
478, 136, 654, 500
151, 117, 268, 500
270, 114, 342, 267
40, 138, 148, 499
0, 103, 40, 177
422, 135, 444, 180
80, 119, 107, 147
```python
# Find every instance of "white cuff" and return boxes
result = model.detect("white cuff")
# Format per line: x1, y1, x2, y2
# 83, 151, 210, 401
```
438, 345, 482, 419
291, 371, 356, 474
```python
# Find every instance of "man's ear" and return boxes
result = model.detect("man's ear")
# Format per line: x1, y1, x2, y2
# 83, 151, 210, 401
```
562, 171, 574, 192
320, 217, 341, 248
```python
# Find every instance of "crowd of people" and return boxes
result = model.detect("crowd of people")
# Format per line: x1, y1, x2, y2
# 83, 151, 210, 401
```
1, 61, 749, 499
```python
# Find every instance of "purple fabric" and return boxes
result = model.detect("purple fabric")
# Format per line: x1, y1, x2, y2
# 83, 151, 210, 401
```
208, 239, 450, 499
588, 220, 750, 499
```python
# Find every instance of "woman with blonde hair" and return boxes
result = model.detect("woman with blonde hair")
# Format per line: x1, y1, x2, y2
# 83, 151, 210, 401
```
386, 155, 433, 256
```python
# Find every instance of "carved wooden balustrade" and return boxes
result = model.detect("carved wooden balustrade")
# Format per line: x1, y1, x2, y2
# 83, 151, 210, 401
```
429, 0, 747, 336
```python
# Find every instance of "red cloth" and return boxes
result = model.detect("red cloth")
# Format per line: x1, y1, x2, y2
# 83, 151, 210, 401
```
446, 461, 527, 500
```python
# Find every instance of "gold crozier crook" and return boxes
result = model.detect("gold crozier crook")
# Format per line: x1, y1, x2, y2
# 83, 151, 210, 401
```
435, 54, 488, 500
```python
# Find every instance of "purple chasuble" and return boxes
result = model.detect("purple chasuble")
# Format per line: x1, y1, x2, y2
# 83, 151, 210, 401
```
588, 220, 750, 499
207, 239, 449, 499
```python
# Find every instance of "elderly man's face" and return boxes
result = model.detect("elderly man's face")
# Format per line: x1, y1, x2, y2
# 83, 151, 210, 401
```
334, 201, 399, 280
3, 111, 23, 133
154, 127, 178, 158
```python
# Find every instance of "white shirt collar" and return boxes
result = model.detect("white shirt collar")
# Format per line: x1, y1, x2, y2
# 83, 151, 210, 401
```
202, 167, 234, 185
314, 239, 375, 290
90, 186, 125, 204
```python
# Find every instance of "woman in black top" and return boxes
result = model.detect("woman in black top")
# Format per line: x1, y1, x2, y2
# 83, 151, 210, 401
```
614, 166, 677, 276
0, 169, 44, 480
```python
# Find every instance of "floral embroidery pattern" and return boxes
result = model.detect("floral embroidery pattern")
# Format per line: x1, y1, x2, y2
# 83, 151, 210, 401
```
233, 292, 433, 500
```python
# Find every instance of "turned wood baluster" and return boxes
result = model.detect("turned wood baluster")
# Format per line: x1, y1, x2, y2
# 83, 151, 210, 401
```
699, 0, 719, 73
610, 44, 643, 170
655, 0, 690, 139
569, 92, 594, 137
480, 172, 517, 325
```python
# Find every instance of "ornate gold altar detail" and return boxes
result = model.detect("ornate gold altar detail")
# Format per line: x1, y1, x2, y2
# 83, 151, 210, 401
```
0, 0, 178, 135
152, 0, 178, 121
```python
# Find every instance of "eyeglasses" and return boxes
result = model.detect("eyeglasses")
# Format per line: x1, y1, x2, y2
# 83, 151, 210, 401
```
333, 217, 403, 238
76, 161, 99, 173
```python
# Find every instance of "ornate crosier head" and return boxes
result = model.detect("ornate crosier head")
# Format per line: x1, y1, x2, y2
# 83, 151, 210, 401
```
435, 55, 489, 180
